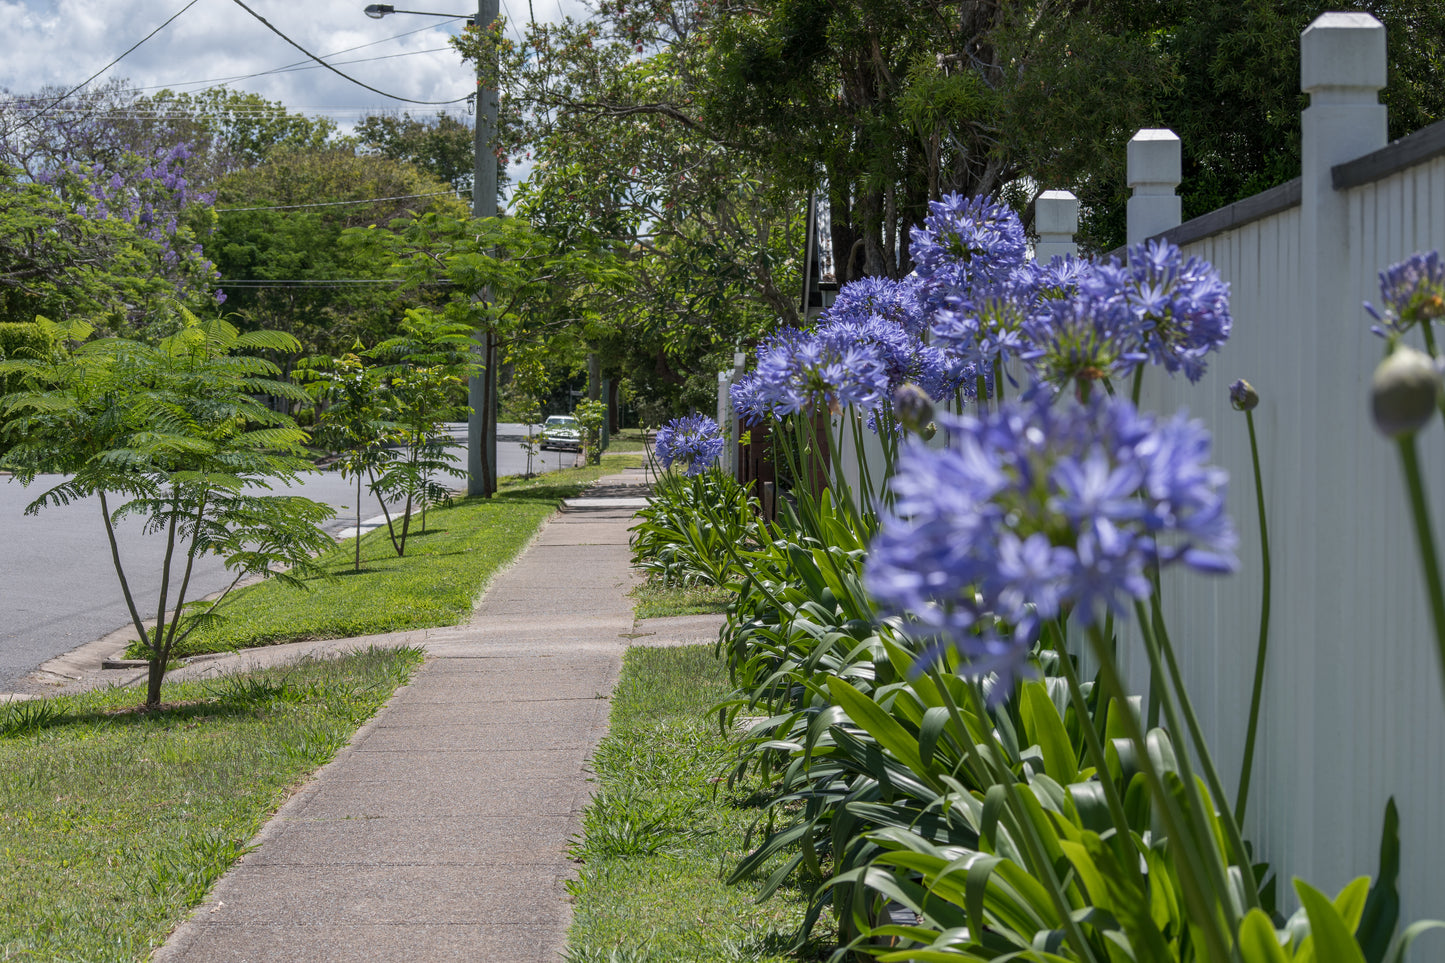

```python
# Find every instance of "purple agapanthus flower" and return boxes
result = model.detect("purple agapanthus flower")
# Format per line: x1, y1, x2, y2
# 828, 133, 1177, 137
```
1101, 240, 1233, 382
654, 413, 726, 476
1019, 276, 1150, 389
910, 194, 1028, 293
828, 275, 931, 337
730, 372, 769, 427
1365, 250, 1445, 339
750, 328, 890, 418
865, 392, 1237, 696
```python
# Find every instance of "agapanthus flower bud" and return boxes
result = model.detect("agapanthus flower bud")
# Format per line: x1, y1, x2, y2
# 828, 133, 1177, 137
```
919, 421, 938, 441
1229, 379, 1258, 412
893, 383, 934, 433
1371, 346, 1442, 437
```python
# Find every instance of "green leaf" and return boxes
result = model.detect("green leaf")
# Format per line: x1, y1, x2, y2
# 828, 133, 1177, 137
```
1294, 878, 1368, 963
1238, 907, 1291, 963
1021, 680, 1079, 785
826, 676, 928, 780
1359, 799, 1400, 963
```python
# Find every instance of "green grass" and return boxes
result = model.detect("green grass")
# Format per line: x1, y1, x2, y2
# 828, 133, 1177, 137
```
137, 453, 642, 658
566, 645, 831, 963
630, 577, 733, 619
0, 645, 423, 962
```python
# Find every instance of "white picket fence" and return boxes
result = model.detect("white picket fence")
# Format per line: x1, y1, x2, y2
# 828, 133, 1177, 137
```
1115, 12, 1445, 935
727, 9, 1445, 938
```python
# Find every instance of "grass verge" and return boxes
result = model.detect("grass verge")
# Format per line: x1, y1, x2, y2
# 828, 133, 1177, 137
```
629, 576, 733, 619
0, 645, 423, 962
138, 453, 642, 657
566, 644, 831, 963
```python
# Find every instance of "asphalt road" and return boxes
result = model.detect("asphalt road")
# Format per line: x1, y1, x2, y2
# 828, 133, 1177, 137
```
0, 423, 576, 690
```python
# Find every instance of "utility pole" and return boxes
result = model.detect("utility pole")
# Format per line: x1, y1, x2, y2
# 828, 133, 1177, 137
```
467, 0, 500, 496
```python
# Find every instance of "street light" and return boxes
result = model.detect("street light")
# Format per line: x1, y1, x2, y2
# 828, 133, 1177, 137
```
364, 5, 474, 20
362, 0, 500, 498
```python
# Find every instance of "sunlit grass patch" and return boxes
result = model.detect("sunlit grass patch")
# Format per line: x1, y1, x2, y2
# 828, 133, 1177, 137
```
0, 645, 423, 962
566, 645, 832, 963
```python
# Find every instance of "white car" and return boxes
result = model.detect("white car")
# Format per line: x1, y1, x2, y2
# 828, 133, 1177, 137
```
539, 415, 582, 451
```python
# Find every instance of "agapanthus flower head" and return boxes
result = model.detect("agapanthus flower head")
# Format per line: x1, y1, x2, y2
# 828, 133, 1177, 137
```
1229, 379, 1258, 412
1020, 278, 1149, 390
654, 413, 726, 476
1370, 346, 1442, 437
828, 275, 925, 330
865, 393, 1237, 696
1027, 254, 1095, 302
751, 328, 889, 418
1366, 251, 1445, 339
730, 372, 768, 427
910, 194, 1028, 291
928, 269, 1038, 381
1094, 240, 1232, 381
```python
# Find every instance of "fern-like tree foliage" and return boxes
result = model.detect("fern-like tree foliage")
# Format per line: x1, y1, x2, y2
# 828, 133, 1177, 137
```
365, 307, 473, 557
299, 346, 396, 573
0, 313, 336, 707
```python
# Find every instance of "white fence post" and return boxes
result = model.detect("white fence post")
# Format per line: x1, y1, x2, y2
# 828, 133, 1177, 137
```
1293, 11, 1388, 892
1034, 190, 1079, 260
1301, 13, 1387, 321
1126, 129, 1182, 244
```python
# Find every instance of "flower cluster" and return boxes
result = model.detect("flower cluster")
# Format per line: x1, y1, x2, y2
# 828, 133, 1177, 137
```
865, 393, 1238, 689
654, 413, 726, 476
1366, 250, 1445, 339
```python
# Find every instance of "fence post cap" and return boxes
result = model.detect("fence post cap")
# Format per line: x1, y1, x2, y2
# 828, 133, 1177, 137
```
1127, 129, 1181, 188
1035, 190, 1080, 234
1301, 12, 1385, 93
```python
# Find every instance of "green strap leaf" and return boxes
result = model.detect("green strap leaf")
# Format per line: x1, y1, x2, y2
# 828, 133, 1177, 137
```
1294, 878, 1368, 963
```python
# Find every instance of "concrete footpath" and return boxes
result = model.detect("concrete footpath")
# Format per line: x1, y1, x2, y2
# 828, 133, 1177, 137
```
145, 467, 724, 963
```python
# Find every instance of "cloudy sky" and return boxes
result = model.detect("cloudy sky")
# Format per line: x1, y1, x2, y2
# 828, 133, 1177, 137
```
0, 0, 588, 127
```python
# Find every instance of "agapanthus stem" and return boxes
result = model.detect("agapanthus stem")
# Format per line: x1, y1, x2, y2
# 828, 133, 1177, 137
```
1131, 366, 1144, 407
1085, 625, 1237, 963
1145, 599, 1262, 912
956, 679, 1104, 963
1047, 625, 1173, 961
1236, 408, 1273, 823
1396, 435, 1445, 706
1133, 602, 1252, 931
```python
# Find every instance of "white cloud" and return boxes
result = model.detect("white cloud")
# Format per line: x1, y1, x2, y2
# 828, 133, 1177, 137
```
0, 0, 592, 125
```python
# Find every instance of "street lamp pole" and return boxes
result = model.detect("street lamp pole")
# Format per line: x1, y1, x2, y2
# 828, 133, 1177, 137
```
469, 0, 500, 497
364, 2, 499, 498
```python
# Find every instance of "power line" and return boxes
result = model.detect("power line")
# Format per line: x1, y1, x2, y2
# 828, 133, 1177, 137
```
226, 0, 472, 106
7, 0, 200, 135
217, 190, 469, 213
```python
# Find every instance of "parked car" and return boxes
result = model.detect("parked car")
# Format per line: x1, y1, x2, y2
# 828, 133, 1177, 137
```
539, 415, 582, 452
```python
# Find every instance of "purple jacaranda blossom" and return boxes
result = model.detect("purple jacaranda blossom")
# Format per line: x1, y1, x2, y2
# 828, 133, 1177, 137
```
1366, 251, 1445, 339
654, 413, 726, 476
865, 392, 1237, 696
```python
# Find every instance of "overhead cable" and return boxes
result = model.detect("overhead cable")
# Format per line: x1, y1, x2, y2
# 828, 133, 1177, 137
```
226, 0, 472, 106
5, 0, 200, 136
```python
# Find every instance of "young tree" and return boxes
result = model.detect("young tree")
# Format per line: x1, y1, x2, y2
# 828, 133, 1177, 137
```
365, 308, 473, 556
0, 313, 336, 707
299, 346, 395, 572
